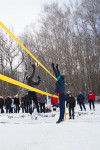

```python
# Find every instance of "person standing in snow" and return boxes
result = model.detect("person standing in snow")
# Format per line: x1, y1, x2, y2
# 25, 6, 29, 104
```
0, 96, 4, 113
14, 95, 20, 113
77, 92, 86, 111
38, 94, 47, 113
21, 96, 25, 113
24, 93, 29, 113
87, 90, 95, 110
11, 96, 15, 113
51, 96, 58, 107
5, 96, 12, 113
66, 91, 71, 107
26, 64, 40, 115
51, 63, 66, 123
66, 92, 76, 119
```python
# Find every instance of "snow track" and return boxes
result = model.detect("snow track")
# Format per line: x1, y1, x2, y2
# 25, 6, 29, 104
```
0, 104, 100, 150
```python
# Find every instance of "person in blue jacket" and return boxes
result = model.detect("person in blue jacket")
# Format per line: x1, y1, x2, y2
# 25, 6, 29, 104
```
51, 63, 66, 123
77, 92, 86, 111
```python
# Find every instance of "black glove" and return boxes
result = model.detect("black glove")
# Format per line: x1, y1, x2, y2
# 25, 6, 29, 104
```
51, 63, 54, 68
32, 64, 35, 69
56, 64, 58, 70
38, 76, 40, 80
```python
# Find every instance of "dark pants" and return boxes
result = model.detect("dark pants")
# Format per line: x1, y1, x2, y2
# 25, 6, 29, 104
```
88, 99, 95, 110
22, 107, 25, 113
59, 93, 66, 120
15, 105, 19, 113
0, 106, 4, 113
79, 102, 86, 111
28, 104, 32, 115
28, 91, 39, 113
69, 107, 74, 119
25, 105, 29, 113
40, 103, 45, 113
11, 107, 15, 113
6, 106, 11, 113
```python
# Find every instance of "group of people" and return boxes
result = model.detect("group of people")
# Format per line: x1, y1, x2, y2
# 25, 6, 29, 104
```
65, 90, 95, 120
0, 95, 20, 114
0, 93, 47, 114
0, 63, 96, 124
77, 90, 95, 111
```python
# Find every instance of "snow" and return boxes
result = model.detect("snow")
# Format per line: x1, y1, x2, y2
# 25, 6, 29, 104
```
0, 104, 100, 150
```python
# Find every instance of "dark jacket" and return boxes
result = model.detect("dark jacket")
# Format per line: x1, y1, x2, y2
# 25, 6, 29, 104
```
5, 97, 12, 107
38, 95, 47, 103
66, 96, 76, 108
77, 94, 85, 103
0, 98, 4, 108
21, 97, 25, 108
52, 65, 65, 93
26, 65, 40, 87
66, 94, 70, 101
14, 97, 20, 105
24, 94, 29, 106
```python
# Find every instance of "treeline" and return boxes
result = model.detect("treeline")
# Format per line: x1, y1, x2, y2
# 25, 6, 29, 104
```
0, 0, 100, 97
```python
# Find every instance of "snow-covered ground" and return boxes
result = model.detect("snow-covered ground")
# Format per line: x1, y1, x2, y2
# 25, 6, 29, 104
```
0, 104, 100, 150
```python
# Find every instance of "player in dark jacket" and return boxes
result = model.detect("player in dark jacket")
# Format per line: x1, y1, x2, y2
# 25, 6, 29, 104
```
51, 63, 66, 123
26, 64, 40, 87
66, 93, 76, 119
26, 64, 40, 114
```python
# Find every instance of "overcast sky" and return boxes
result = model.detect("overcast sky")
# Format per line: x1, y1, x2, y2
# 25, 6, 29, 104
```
0, 0, 67, 35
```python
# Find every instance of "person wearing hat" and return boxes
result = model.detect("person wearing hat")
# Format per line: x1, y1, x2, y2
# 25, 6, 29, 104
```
77, 92, 86, 111
87, 90, 95, 110
66, 92, 76, 119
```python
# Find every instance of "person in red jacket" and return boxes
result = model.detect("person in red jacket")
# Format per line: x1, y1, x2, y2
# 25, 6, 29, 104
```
87, 90, 95, 110
51, 97, 58, 107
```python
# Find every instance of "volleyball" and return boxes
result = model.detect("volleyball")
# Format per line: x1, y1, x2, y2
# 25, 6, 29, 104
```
35, 62, 39, 67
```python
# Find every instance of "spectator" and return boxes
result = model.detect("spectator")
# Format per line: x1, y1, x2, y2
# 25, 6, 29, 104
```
38, 94, 47, 113
66, 93, 76, 119
87, 90, 95, 110
77, 92, 86, 111
24, 93, 29, 113
21, 96, 25, 113
11, 96, 15, 113
5, 96, 12, 113
51, 96, 58, 107
66, 91, 71, 108
0, 96, 4, 113
14, 95, 20, 113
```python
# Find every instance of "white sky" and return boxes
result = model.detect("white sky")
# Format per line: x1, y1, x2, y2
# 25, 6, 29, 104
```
0, 0, 67, 35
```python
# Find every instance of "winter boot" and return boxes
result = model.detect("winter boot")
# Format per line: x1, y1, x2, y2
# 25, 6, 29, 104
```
56, 119, 64, 123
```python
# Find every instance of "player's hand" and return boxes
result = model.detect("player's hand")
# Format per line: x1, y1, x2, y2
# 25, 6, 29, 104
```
32, 64, 35, 69
38, 76, 40, 80
56, 64, 58, 69
51, 63, 54, 68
